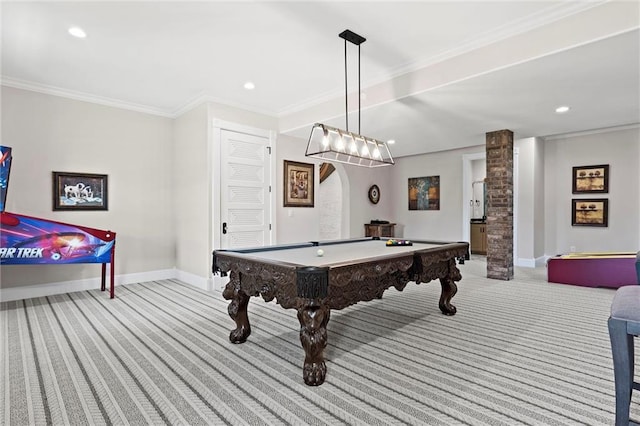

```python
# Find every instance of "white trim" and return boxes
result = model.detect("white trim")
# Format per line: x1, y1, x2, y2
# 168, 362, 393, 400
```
211, 121, 222, 256
268, 131, 278, 243
210, 119, 275, 253
536, 256, 550, 267
175, 269, 214, 292
1, 78, 275, 119
332, 163, 351, 239
173, 93, 276, 119
1, 78, 174, 118
513, 147, 519, 265
0, 269, 175, 302
461, 145, 520, 266
515, 256, 547, 268
462, 151, 486, 244
515, 258, 536, 268
0, 268, 221, 302
543, 123, 640, 141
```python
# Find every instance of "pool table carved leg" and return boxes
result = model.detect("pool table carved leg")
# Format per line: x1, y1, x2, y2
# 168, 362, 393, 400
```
223, 275, 252, 343
438, 278, 458, 315
439, 259, 461, 315
297, 300, 330, 386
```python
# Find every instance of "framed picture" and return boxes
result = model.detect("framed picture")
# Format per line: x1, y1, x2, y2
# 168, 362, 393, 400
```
53, 171, 108, 211
571, 198, 608, 227
284, 160, 314, 207
408, 176, 440, 210
572, 164, 609, 193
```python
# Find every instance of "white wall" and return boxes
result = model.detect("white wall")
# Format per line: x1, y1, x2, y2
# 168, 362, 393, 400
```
0, 86, 174, 289
391, 146, 484, 241
275, 134, 322, 243
275, 134, 393, 243
391, 128, 638, 259
544, 126, 639, 254
173, 103, 210, 279
515, 138, 535, 263
318, 171, 342, 240
343, 163, 393, 237
175, 102, 277, 284
470, 158, 486, 219
514, 136, 546, 265
533, 138, 545, 257
3, 86, 636, 297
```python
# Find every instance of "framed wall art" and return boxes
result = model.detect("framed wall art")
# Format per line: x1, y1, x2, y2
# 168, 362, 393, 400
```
408, 175, 440, 210
571, 198, 608, 227
284, 160, 314, 207
53, 171, 108, 211
572, 164, 609, 194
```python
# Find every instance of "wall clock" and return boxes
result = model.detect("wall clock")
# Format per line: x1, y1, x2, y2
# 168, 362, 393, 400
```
368, 184, 380, 204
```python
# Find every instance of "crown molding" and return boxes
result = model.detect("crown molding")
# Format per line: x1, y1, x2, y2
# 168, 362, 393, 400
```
1, 77, 175, 118
543, 123, 640, 141
171, 92, 276, 118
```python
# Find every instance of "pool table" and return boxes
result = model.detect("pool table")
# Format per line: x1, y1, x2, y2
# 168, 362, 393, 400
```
212, 238, 469, 386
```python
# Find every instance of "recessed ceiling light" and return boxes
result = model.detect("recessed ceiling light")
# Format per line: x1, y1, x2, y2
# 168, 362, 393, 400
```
555, 106, 570, 114
243, 81, 255, 90
387, 139, 396, 144
68, 27, 87, 38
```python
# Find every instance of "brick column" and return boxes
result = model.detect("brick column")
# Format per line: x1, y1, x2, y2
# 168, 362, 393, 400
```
486, 129, 514, 280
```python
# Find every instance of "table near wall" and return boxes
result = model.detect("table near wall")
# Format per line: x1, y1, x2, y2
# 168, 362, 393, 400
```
364, 223, 396, 238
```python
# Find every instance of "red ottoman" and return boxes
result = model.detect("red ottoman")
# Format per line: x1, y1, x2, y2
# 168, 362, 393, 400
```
547, 252, 639, 288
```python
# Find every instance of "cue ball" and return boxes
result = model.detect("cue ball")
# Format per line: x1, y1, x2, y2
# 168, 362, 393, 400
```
316, 249, 324, 257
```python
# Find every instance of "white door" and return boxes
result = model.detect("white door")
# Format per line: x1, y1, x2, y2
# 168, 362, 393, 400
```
220, 129, 272, 249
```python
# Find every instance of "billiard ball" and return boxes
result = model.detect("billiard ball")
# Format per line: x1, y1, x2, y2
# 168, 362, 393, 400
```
317, 249, 324, 257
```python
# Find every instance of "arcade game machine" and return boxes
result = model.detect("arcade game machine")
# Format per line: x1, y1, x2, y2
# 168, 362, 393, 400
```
0, 146, 117, 298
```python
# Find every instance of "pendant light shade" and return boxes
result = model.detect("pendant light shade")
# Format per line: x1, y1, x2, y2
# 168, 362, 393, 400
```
305, 30, 394, 167
306, 123, 394, 167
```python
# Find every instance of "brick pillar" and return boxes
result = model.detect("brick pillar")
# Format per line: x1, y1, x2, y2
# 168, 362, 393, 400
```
486, 129, 514, 280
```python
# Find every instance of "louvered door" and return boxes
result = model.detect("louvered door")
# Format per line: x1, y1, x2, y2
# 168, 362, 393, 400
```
220, 129, 271, 249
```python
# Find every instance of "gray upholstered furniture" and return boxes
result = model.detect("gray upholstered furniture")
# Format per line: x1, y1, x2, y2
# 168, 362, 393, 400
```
608, 252, 640, 425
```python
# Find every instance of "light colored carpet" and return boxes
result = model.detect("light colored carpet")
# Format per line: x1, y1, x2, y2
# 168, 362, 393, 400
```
1, 257, 637, 425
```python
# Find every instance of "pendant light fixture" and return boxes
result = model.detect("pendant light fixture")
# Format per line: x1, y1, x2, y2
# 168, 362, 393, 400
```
305, 30, 394, 167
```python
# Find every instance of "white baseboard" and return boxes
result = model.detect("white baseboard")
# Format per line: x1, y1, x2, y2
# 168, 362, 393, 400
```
515, 256, 547, 268
119, 269, 176, 285
175, 269, 216, 292
1, 268, 179, 302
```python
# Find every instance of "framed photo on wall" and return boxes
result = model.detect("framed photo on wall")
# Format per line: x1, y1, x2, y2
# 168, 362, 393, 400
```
284, 160, 314, 207
571, 198, 608, 227
53, 171, 108, 211
408, 175, 440, 210
572, 164, 609, 194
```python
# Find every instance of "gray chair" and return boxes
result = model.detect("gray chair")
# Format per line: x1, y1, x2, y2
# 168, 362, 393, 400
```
608, 252, 640, 425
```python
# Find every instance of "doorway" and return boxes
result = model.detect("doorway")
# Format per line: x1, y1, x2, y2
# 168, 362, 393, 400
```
317, 162, 350, 240
212, 120, 275, 251
462, 150, 519, 261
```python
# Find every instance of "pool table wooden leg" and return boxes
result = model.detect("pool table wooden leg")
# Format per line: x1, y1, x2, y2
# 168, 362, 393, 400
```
439, 259, 461, 315
297, 300, 330, 386
222, 274, 252, 343
438, 277, 458, 315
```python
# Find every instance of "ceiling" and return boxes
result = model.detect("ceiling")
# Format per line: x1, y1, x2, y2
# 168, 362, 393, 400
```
2, 1, 639, 158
